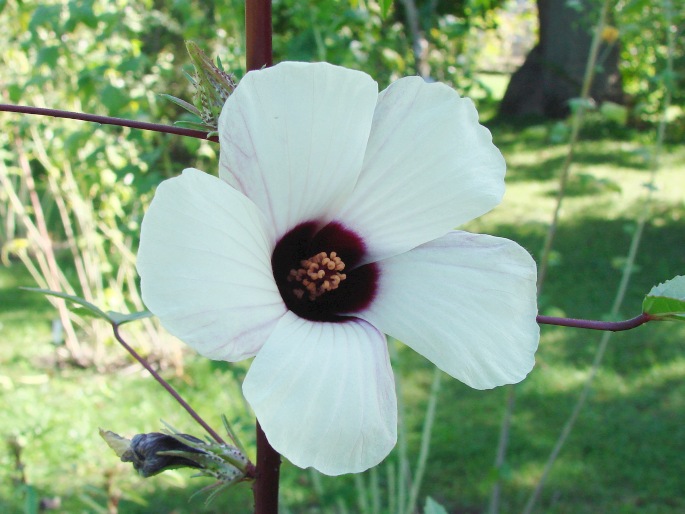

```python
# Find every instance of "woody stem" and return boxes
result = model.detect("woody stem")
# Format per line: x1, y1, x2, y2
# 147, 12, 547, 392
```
244, 1, 279, 513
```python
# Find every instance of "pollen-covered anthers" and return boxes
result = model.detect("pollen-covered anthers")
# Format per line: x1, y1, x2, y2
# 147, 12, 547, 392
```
288, 251, 347, 301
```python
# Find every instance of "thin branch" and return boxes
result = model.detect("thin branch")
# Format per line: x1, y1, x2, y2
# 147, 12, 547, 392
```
0, 104, 218, 142
110, 323, 226, 445
536, 313, 653, 332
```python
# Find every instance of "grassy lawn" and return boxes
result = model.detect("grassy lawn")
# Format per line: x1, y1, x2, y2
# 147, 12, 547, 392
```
1, 117, 684, 513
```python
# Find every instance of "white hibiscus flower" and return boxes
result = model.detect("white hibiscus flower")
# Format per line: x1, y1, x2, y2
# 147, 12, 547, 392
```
136, 61, 539, 476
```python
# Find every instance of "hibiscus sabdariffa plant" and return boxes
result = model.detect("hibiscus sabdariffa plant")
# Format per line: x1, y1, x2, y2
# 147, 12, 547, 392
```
136, 61, 540, 476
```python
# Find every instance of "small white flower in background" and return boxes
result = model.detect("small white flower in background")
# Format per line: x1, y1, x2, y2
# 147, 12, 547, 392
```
137, 62, 539, 476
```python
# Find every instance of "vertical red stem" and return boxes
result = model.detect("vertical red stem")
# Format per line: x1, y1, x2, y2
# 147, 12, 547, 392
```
245, 2, 278, 513
254, 422, 281, 514
245, 0, 273, 72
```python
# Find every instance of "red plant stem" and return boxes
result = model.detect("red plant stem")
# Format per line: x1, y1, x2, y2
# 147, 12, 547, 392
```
254, 423, 281, 514
245, 0, 273, 72
0, 104, 218, 142
111, 324, 226, 446
536, 313, 653, 331
245, 2, 278, 513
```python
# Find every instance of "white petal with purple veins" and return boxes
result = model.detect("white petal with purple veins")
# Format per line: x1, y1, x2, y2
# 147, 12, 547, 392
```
335, 77, 506, 265
219, 62, 379, 240
137, 169, 286, 361
243, 311, 397, 475
358, 231, 538, 389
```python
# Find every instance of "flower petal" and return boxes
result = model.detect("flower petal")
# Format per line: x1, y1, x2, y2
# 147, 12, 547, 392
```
137, 168, 287, 361
357, 231, 539, 389
334, 77, 506, 265
219, 62, 379, 240
243, 311, 397, 475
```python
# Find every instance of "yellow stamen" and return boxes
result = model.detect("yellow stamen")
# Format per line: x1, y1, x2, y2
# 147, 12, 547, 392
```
287, 251, 347, 301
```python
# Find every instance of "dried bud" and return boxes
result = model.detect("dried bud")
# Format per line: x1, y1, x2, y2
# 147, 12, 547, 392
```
100, 428, 248, 485
123, 432, 205, 477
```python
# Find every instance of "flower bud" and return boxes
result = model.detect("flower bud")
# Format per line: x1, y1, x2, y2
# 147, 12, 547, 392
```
100, 429, 248, 483
186, 41, 237, 130
160, 42, 237, 134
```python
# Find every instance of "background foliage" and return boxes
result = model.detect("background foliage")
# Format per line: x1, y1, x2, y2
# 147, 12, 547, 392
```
1, 0, 683, 512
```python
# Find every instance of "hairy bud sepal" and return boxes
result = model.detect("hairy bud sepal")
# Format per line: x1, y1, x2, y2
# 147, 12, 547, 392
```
160, 41, 237, 135
100, 428, 249, 500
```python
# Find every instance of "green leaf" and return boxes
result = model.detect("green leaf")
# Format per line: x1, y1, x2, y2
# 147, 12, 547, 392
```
99, 428, 132, 459
159, 93, 202, 117
101, 84, 130, 114
21, 287, 110, 320
568, 97, 596, 113
106, 310, 153, 326
600, 101, 629, 125
36, 45, 60, 67
21, 288, 153, 326
379, 0, 393, 19
642, 276, 685, 321
67, 0, 98, 30
71, 306, 108, 320
424, 496, 449, 514
173, 120, 213, 132
23, 484, 39, 514
7, 84, 22, 103
29, 5, 62, 32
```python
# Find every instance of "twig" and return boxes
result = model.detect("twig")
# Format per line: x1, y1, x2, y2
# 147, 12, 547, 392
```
0, 104, 217, 142
536, 313, 653, 332
110, 323, 226, 445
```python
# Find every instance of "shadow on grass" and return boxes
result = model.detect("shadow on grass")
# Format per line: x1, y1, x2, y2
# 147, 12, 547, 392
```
418, 364, 685, 513
487, 116, 652, 147
415, 205, 685, 513
494, 208, 685, 319
504, 149, 651, 185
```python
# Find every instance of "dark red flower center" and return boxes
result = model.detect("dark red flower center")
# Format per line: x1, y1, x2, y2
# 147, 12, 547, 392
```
271, 221, 378, 322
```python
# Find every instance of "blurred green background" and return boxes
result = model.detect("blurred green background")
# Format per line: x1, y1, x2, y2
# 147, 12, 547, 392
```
1, 0, 683, 512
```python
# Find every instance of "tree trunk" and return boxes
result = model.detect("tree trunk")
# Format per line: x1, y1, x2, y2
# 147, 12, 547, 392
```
499, 0, 623, 119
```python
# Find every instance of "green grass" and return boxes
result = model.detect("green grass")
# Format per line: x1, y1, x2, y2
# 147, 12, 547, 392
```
1, 119, 684, 513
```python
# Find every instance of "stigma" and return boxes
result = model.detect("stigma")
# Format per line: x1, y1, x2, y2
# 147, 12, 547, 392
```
288, 251, 347, 301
